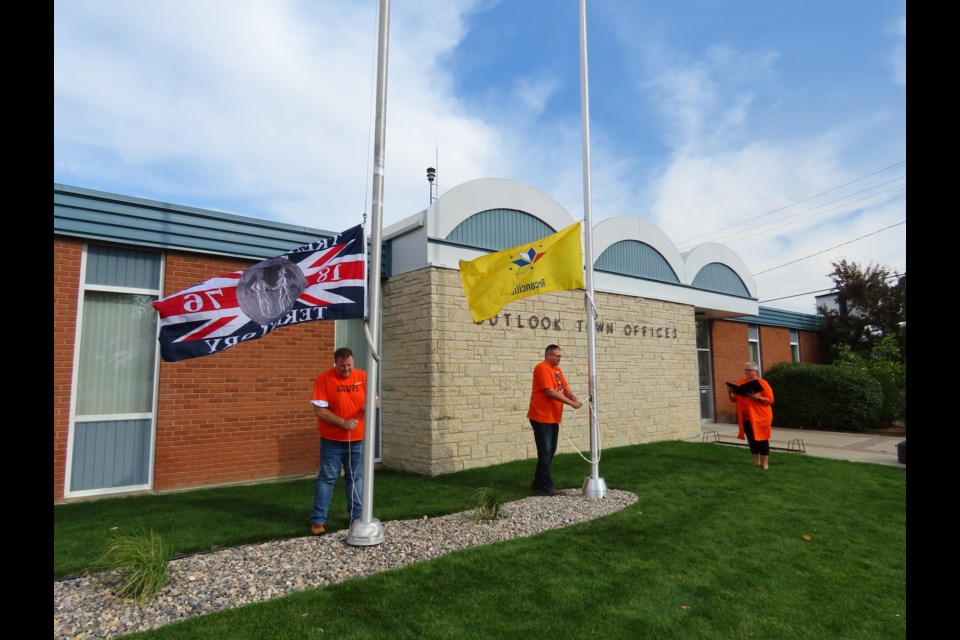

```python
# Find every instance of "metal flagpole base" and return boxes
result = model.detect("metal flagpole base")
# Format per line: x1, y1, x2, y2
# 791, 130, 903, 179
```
581, 476, 607, 500
346, 517, 385, 546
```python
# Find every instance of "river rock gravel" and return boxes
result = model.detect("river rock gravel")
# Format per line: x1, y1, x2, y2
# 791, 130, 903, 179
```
54, 488, 638, 639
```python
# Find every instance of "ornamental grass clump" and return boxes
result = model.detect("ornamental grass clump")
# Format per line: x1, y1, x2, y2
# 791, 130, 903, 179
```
472, 484, 504, 521
93, 528, 170, 603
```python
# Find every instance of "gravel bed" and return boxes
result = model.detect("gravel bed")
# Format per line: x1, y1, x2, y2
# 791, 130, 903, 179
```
54, 488, 638, 639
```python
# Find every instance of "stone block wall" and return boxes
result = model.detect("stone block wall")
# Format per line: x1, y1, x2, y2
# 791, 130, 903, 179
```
379, 266, 701, 476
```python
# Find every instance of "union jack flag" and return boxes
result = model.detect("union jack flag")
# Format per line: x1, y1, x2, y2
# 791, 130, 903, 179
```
152, 224, 366, 362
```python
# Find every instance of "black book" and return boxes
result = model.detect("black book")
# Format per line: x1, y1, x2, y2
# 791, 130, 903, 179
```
726, 379, 763, 397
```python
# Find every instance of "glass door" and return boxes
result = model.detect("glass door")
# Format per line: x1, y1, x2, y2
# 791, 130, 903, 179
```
696, 318, 714, 421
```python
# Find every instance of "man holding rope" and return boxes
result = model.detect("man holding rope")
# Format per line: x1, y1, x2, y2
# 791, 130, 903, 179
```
527, 344, 583, 496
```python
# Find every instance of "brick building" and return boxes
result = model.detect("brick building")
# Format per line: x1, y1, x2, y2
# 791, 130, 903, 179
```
706, 313, 822, 424
53, 179, 822, 503
54, 185, 343, 503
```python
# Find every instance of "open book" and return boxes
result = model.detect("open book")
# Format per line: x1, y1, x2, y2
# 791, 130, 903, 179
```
726, 379, 763, 397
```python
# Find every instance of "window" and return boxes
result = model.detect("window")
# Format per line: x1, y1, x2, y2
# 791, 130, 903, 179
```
695, 318, 714, 421
790, 330, 800, 363
748, 324, 761, 373
68, 245, 162, 496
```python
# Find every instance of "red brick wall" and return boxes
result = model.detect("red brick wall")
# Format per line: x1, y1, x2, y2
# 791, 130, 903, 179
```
710, 320, 748, 424
800, 331, 824, 363
53, 238, 82, 501
710, 320, 825, 424
759, 325, 791, 369
53, 240, 336, 502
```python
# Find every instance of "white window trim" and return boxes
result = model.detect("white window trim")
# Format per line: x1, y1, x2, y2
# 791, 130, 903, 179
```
64, 244, 165, 500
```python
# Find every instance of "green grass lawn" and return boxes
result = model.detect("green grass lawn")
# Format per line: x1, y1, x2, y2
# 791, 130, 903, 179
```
55, 440, 906, 639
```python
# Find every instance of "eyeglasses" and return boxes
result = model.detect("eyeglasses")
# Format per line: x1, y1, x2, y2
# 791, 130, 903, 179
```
550, 353, 562, 359
743, 368, 756, 372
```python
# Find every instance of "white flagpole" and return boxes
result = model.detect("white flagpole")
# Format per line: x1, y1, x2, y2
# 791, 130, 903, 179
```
348, 0, 390, 546
579, 0, 607, 500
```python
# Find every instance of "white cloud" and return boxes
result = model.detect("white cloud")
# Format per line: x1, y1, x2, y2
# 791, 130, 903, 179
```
54, 0, 905, 315
887, 13, 906, 87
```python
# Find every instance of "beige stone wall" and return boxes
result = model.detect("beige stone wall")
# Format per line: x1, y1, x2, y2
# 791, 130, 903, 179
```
380, 266, 701, 476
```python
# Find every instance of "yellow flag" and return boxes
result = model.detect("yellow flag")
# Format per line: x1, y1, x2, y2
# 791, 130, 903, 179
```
459, 221, 585, 323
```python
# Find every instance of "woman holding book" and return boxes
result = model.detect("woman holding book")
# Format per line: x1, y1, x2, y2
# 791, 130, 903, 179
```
728, 362, 775, 469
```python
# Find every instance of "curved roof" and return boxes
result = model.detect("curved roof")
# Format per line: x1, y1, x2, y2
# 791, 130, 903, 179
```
428, 178, 574, 239
593, 216, 685, 284
683, 242, 756, 298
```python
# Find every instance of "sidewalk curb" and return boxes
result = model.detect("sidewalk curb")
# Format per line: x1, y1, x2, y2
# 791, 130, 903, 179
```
699, 423, 905, 467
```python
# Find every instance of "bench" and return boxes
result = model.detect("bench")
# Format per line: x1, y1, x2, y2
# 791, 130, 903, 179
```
702, 430, 806, 454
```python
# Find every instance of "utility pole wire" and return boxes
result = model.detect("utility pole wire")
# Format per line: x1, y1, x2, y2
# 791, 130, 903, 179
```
707, 183, 905, 247
716, 179, 903, 243
676, 160, 906, 247
760, 287, 837, 303
760, 272, 905, 304
753, 220, 906, 276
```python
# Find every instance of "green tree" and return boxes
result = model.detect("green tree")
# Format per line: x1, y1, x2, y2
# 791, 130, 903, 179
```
833, 336, 906, 426
816, 259, 906, 362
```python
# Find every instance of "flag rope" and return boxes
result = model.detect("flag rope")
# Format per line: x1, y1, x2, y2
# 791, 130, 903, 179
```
567, 290, 601, 464
561, 398, 602, 465
585, 289, 598, 319
363, 321, 381, 363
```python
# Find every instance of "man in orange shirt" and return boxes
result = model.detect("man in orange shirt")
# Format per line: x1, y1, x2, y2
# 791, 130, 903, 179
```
309, 347, 368, 535
527, 344, 582, 496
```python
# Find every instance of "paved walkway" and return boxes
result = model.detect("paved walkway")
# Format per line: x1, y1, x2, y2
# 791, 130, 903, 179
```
698, 422, 905, 467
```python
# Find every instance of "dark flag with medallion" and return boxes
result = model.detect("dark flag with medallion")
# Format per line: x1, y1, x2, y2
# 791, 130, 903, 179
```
152, 224, 366, 362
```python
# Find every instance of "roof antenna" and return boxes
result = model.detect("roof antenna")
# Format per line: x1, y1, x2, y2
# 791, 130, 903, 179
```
426, 166, 437, 204
427, 128, 439, 205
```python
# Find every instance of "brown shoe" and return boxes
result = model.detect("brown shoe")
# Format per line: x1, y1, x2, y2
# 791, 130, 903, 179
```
311, 523, 326, 536
541, 488, 562, 496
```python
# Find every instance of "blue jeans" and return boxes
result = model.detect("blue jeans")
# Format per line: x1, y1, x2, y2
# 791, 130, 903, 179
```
529, 420, 559, 491
310, 438, 363, 526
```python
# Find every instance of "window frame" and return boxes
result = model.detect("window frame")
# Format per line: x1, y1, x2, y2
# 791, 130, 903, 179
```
65, 243, 164, 498
748, 324, 761, 374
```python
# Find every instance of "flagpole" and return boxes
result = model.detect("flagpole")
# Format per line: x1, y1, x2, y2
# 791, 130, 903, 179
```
579, 0, 607, 500
347, 0, 390, 546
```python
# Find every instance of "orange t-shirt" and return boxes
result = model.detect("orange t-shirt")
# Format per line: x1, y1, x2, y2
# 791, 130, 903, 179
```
311, 367, 367, 442
527, 361, 570, 424
733, 376, 774, 441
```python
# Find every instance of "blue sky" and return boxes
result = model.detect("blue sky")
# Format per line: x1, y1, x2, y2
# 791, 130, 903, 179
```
53, 0, 905, 314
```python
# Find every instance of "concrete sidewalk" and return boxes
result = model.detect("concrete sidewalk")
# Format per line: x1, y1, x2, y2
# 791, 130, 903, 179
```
699, 422, 906, 467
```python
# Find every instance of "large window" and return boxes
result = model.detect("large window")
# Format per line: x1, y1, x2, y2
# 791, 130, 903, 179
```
748, 324, 761, 372
68, 245, 162, 496
76, 291, 159, 415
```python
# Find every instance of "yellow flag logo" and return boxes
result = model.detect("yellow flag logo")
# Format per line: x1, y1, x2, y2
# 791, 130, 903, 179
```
459, 221, 585, 323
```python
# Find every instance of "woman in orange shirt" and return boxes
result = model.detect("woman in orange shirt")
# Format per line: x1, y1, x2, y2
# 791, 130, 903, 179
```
729, 362, 775, 470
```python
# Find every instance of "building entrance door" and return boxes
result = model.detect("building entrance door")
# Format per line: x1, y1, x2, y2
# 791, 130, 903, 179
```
696, 318, 714, 421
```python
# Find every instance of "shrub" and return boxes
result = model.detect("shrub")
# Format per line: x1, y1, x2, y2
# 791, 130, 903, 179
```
92, 528, 170, 603
472, 485, 504, 521
833, 336, 906, 427
765, 362, 883, 432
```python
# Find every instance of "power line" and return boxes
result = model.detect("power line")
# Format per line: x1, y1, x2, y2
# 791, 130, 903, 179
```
753, 220, 906, 276
713, 181, 905, 247
760, 271, 905, 304
676, 160, 906, 247
759, 287, 837, 303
